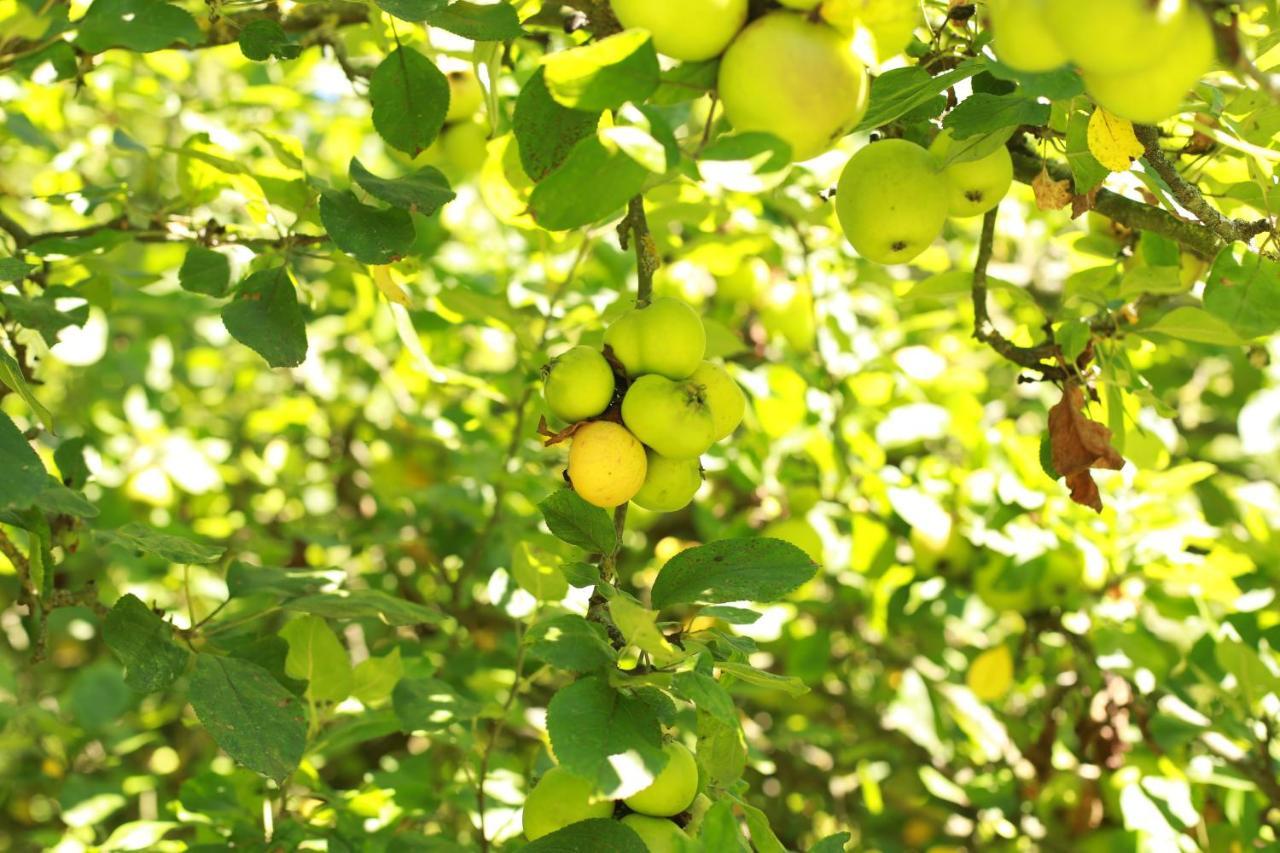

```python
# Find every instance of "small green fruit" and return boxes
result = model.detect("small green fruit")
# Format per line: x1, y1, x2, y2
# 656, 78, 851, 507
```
620, 814, 691, 853
544, 346, 616, 423
633, 451, 702, 513
762, 517, 823, 564
604, 297, 706, 380
929, 130, 1013, 218
624, 741, 699, 817
718, 13, 868, 161
715, 256, 769, 304
973, 559, 1038, 613
522, 767, 613, 840
835, 139, 949, 265
621, 376, 716, 460
445, 70, 484, 124
759, 280, 815, 351
611, 0, 748, 61
986, 0, 1068, 72
689, 361, 745, 441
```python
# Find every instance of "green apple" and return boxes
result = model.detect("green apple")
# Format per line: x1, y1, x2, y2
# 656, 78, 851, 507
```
522, 767, 614, 840
544, 346, 616, 423
1044, 0, 1188, 76
1035, 550, 1087, 610
929, 130, 1013, 218
911, 525, 974, 579
621, 376, 716, 460
759, 279, 815, 351
715, 256, 768, 304
718, 13, 868, 161
973, 559, 1038, 613
986, 0, 1068, 72
439, 120, 489, 181
624, 741, 699, 817
445, 70, 484, 124
611, 0, 748, 61
835, 139, 948, 265
762, 517, 824, 564
604, 297, 706, 380
633, 451, 702, 513
1080, 8, 1214, 124
620, 814, 691, 853
689, 361, 744, 441
777, 0, 820, 8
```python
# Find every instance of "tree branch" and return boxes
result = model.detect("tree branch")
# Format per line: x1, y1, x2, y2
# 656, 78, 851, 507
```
0, 210, 328, 254
1133, 124, 1273, 245
619, 196, 656, 307
971, 208, 1069, 382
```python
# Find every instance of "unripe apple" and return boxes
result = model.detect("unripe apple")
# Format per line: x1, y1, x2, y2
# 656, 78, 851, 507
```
689, 361, 745, 441
1044, 0, 1189, 76
624, 741, 699, 817
438, 120, 489, 181
986, 0, 1068, 73
762, 517, 823, 564
568, 421, 648, 508
621, 376, 716, 460
835, 139, 949, 265
718, 13, 868, 161
620, 814, 691, 853
611, 0, 748, 62
929, 130, 1013, 218
544, 346, 617, 423
445, 70, 484, 124
1080, 7, 1214, 124
1035, 550, 1087, 610
759, 279, 815, 351
633, 450, 702, 512
777, 0, 820, 8
715, 256, 769, 305
522, 767, 614, 840
604, 297, 706, 380
974, 559, 1037, 613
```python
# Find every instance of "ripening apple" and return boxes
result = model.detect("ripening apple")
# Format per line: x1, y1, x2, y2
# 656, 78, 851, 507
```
445, 70, 484, 124
929, 130, 1013, 217
985, 0, 1068, 73
1035, 550, 1087, 610
621, 376, 716, 460
632, 451, 702, 513
624, 741, 699, 817
718, 12, 868, 161
611, 0, 748, 62
604, 297, 706, 380
715, 256, 769, 305
759, 279, 815, 351
973, 559, 1037, 613
762, 517, 824, 564
1080, 7, 1214, 124
689, 361, 745, 441
620, 814, 691, 853
568, 421, 648, 508
543, 345, 616, 423
438, 120, 489, 180
835, 139, 949, 264
522, 767, 614, 840
1044, 0, 1189, 76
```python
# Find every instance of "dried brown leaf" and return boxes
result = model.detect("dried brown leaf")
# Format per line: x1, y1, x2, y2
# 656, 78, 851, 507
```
1047, 383, 1125, 512
1070, 186, 1100, 219
1033, 167, 1072, 211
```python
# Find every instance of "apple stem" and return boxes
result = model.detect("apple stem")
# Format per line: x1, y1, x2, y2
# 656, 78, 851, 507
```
620, 195, 657, 307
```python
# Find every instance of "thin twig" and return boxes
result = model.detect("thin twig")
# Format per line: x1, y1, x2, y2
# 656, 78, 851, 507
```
476, 623, 527, 853
0, 528, 32, 593
621, 196, 656, 307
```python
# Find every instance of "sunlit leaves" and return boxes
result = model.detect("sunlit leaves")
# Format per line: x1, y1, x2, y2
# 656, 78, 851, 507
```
529, 136, 648, 230
220, 267, 309, 368
280, 615, 353, 703
650, 537, 819, 609
423, 1, 522, 40
96, 522, 225, 564
392, 677, 480, 732
526, 614, 617, 672
1204, 243, 1280, 339
855, 62, 980, 132
513, 68, 600, 181
76, 0, 201, 53
943, 92, 1050, 140
541, 29, 659, 112
545, 675, 666, 797
349, 158, 455, 217
370, 47, 449, 156
1086, 108, 1143, 173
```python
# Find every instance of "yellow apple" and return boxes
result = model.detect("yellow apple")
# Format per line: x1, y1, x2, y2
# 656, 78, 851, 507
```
611, 0, 749, 61
568, 421, 648, 508
986, 0, 1068, 72
1044, 0, 1189, 76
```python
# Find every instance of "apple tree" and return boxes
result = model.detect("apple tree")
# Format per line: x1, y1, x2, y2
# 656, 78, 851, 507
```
2, 0, 1280, 850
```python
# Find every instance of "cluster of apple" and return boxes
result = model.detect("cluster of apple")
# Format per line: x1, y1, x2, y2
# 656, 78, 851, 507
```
988, 0, 1214, 124
834, 131, 1013, 265
612, 0, 870, 162
544, 297, 745, 512
523, 742, 699, 845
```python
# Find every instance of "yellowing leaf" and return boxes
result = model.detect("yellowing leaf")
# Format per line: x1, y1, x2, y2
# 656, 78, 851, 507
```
1032, 166, 1071, 211
1087, 109, 1144, 173
967, 645, 1014, 702
370, 265, 410, 306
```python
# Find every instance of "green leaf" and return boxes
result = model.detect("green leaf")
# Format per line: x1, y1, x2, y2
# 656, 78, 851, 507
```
0, 257, 34, 281
698, 131, 792, 193
1139, 306, 1247, 346
319, 190, 417, 265
372, 0, 445, 23
188, 654, 307, 781
652, 59, 718, 105
33, 477, 98, 518
0, 347, 53, 432
650, 537, 818, 609
513, 68, 600, 182
716, 660, 809, 696
352, 648, 404, 706
522, 819, 646, 853
984, 59, 1083, 100
1118, 265, 1185, 298
1203, 242, 1280, 339
512, 542, 569, 601
370, 47, 449, 156
226, 562, 337, 599
737, 797, 787, 853
177, 246, 230, 297
220, 266, 309, 368
350, 158, 455, 216
529, 135, 648, 230
0, 290, 89, 345
525, 614, 617, 672
392, 676, 480, 732
696, 710, 747, 788
609, 594, 685, 666
1214, 640, 1280, 707
237, 20, 301, 62
53, 437, 90, 489
855, 62, 982, 132
103, 594, 189, 692
1065, 109, 1109, 193
809, 832, 853, 853
76, 0, 202, 53
96, 522, 225, 564
936, 127, 1015, 166
25, 229, 131, 257
423, 1, 522, 40
699, 605, 761, 625
943, 92, 1050, 140
541, 29, 659, 112
283, 590, 448, 626
671, 671, 736, 724
279, 615, 353, 703
538, 490, 617, 553
1057, 319, 1092, 365
545, 675, 666, 797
